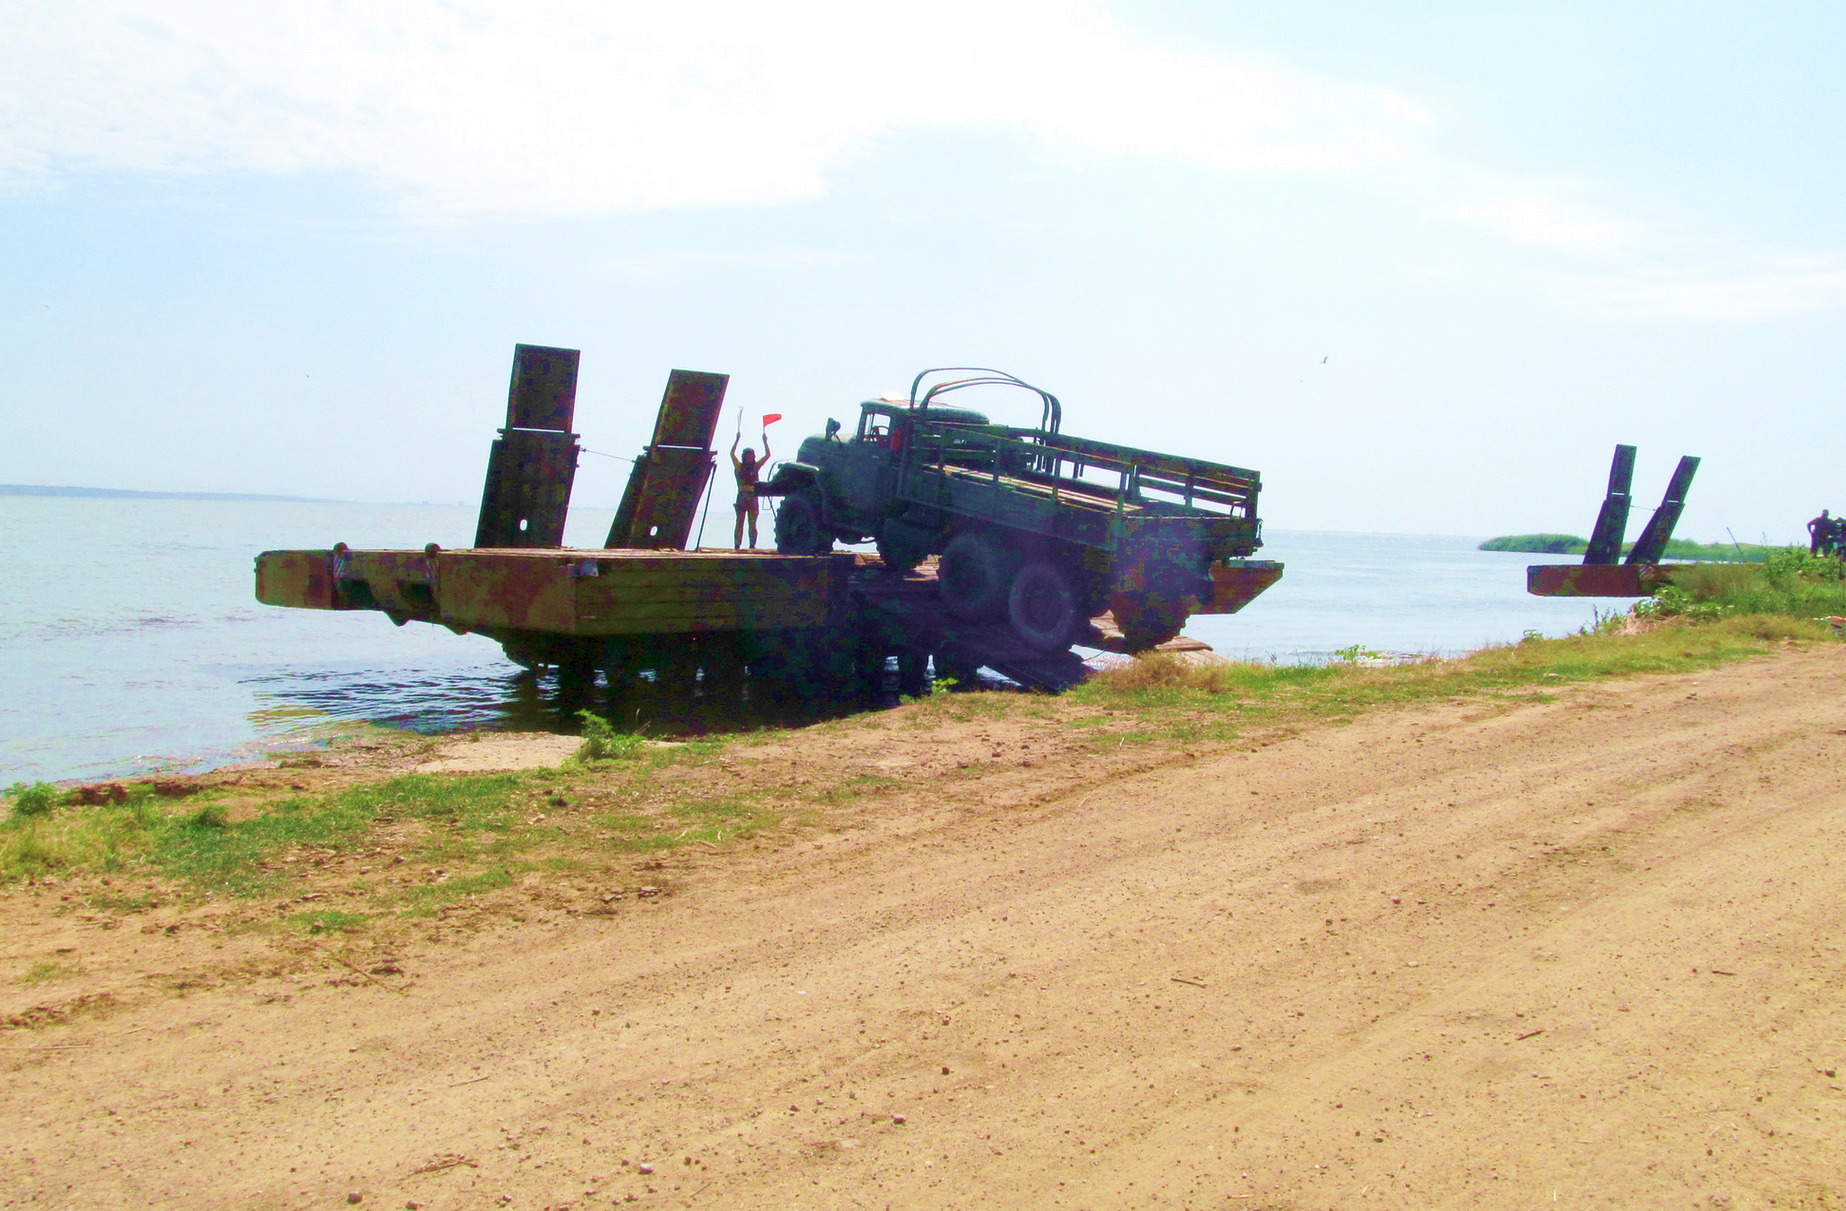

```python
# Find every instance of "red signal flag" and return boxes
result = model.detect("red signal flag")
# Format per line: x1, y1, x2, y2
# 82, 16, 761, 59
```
762, 413, 783, 426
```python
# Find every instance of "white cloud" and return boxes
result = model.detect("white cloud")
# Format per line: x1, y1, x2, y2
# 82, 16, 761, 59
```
1429, 174, 1642, 254
1579, 257, 1846, 321
0, 0, 1434, 218
608, 246, 869, 277
5, 0, 1841, 322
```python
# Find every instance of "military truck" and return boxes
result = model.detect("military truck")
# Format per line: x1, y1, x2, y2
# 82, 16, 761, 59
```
762, 369, 1280, 653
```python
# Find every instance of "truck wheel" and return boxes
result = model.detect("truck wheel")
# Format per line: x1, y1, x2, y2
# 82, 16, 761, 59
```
1007, 558, 1085, 653
939, 529, 1015, 619
774, 491, 831, 555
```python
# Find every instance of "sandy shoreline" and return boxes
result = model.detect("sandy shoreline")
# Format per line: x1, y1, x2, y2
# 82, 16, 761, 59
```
4, 643, 1844, 1208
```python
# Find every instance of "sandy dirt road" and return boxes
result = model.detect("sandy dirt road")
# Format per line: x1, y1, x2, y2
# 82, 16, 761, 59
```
5, 647, 1846, 1209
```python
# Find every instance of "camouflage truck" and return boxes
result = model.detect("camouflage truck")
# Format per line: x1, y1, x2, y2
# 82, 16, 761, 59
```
762, 369, 1280, 653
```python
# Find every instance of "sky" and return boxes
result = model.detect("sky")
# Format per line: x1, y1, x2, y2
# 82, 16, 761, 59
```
2, 0, 1842, 542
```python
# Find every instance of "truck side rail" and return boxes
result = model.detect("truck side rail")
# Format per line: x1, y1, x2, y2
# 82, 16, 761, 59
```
1036, 431, 1260, 497
902, 420, 1260, 521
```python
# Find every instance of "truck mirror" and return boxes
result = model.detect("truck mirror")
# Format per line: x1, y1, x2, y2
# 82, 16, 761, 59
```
825, 418, 842, 438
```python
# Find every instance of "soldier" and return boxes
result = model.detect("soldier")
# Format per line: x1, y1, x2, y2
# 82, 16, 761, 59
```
731, 431, 771, 550
1809, 509, 1834, 556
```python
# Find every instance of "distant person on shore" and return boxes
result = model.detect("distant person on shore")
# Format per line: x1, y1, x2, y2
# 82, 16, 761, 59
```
1810, 510, 1837, 556
731, 431, 771, 550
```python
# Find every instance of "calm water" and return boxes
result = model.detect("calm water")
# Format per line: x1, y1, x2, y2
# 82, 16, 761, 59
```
0, 497, 1606, 783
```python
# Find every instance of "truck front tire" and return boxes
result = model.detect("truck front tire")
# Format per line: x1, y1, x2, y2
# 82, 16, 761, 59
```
773, 491, 832, 556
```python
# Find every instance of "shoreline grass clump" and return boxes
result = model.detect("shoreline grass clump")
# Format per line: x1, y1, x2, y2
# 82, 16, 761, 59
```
1073, 612, 1827, 743
6, 783, 64, 820
2, 784, 165, 881
576, 710, 647, 761
1645, 550, 1846, 621
0, 734, 778, 906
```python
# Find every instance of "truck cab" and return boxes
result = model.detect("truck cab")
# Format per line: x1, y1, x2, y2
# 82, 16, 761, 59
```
778, 400, 990, 544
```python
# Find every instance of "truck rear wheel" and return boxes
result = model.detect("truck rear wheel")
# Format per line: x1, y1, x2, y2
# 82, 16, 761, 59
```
774, 490, 831, 556
1007, 558, 1085, 653
939, 529, 1016, 620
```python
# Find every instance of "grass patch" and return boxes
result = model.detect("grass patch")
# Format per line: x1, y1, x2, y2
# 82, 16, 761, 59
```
1070, 613, 1818, 742
403, 866, 518, 908
595, 793, 772, 852
19, 961, 76, 985
87, 891, 161, 914
0, 772, 535, 893
1, 795, 165, 882
148, 790, 383, 895
1645, 550, 1846, 621
932, 694, 1020, 723
815, 775, 899, 803
0, 734, 785, 898
577, 710, 647, 761
601, 793, 767, 852
6, 782, 64, 820
285, 910, 369, 934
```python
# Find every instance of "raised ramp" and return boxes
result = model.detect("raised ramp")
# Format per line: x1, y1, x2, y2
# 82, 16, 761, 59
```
475, 344, 582, 549
605, 370, 729, 549
1531, 443, 1700, 597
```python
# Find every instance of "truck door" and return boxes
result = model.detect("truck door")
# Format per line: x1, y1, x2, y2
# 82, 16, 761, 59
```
843, 410, 895, 525
881, 415, 910, 510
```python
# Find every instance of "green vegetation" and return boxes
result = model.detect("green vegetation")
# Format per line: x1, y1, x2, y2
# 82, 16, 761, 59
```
0, 740, 776, 917
284, 909, 368, 934
1073, 612, 1823, 741
576, 710, 646, 761
1656, 538, 1778, 562
1642, 549, 1846, 622
6, 782, 65, 819
19, 961, 76, 985
1479, 534, 1780, 562
402, 867, 517, 908
2, 785, 165, 881
1479, 533, 1590, 555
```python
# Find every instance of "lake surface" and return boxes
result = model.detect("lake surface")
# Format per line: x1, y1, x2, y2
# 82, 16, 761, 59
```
0, 497, 1608, 784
